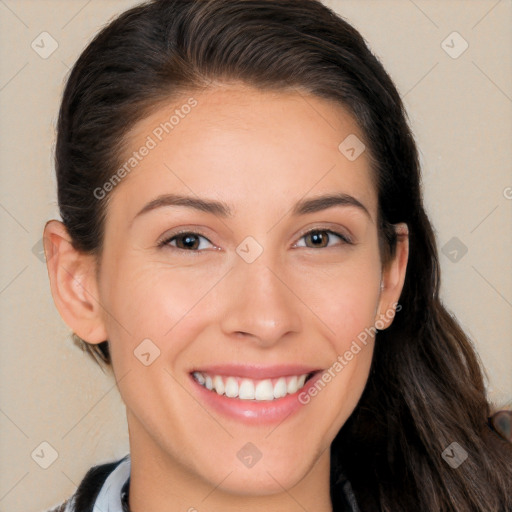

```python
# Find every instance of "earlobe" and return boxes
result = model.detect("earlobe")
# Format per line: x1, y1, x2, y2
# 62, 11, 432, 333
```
375, 222, 409, 329
43, 220, 108, 344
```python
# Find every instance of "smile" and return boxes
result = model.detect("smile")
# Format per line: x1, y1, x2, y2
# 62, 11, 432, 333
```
192, 371, 312, 401
189, 365, 324, 424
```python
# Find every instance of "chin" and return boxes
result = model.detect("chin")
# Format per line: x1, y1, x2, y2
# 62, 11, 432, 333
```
196, 450, 316, 497
215, 468, 307, 497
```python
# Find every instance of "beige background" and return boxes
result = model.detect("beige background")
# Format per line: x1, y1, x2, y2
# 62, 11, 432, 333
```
0, 1, 510, 510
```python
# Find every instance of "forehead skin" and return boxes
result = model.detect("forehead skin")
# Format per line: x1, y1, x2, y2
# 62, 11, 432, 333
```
103, 84, 377, 239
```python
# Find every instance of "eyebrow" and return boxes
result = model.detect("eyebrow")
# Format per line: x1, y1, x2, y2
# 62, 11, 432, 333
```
131, 192, 371, 226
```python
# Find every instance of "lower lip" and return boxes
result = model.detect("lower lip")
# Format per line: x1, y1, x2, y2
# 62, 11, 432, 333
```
189, 371, 323, 425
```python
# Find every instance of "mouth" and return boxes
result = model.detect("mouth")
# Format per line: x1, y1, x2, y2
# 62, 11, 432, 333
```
191, 371, 315, 401
188, 365, 323, 424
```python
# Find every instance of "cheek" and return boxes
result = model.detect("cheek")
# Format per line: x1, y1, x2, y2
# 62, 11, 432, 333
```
292, 260, 381, 438
99, 256, 218, 369
296, 255, 382, 345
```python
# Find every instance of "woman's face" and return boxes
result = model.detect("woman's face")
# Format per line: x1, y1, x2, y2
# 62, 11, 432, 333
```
78, 85, 405, 495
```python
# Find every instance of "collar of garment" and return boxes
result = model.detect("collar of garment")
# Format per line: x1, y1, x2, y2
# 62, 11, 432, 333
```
63, 455, 131, 512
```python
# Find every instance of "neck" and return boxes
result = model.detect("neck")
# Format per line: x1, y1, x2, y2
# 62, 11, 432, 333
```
126, 411, 333, 512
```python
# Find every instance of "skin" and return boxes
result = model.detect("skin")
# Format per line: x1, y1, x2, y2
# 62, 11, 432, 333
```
44, 84, 408, 512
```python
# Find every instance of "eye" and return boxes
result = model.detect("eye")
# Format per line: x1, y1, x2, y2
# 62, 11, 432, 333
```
158, 227, 353, 253
158, 231, 216, 252
294, 228, 352, 249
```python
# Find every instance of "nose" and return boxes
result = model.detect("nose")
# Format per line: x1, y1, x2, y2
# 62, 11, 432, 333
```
219, 254, 302, 348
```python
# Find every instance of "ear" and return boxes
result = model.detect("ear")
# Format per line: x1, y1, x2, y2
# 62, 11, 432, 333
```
374, 222, 409, 329
43, 220, 108, 344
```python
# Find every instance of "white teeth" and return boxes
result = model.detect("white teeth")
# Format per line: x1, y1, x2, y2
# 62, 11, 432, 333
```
273, 377, 287, 398
255, 379, 274, 400
287, 376, 298, 394
192, 371, 312, 401
225, 376, 238, 398
193, 371, 205, 385
239, 379, 255, 400
213, 375, 225, 395
297, 374, 307, 388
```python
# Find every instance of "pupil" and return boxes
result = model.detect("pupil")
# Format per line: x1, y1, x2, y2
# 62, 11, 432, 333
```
181, 234, 198, 249
310, 231, 326, 247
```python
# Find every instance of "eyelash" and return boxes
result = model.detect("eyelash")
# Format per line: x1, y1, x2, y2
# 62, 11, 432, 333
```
157, 228, 353, 252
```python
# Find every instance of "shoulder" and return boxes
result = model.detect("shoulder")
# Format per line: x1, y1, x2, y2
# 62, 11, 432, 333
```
41, 454, 130, 512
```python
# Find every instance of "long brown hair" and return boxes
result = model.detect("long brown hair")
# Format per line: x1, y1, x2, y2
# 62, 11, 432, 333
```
54, 0, 512, 509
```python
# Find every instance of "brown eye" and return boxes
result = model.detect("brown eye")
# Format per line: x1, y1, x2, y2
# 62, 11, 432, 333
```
175, 233, 201, 250
297, 229, 352, 249
159, 231, 213, 251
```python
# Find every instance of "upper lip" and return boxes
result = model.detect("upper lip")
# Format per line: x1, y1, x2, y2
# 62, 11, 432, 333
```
190, 364, 322, 380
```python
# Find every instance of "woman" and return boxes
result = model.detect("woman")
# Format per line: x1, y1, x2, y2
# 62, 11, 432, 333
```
43, 0, 512, 511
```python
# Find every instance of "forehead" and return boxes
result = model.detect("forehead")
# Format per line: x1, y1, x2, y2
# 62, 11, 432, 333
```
107, 85, 377, 224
